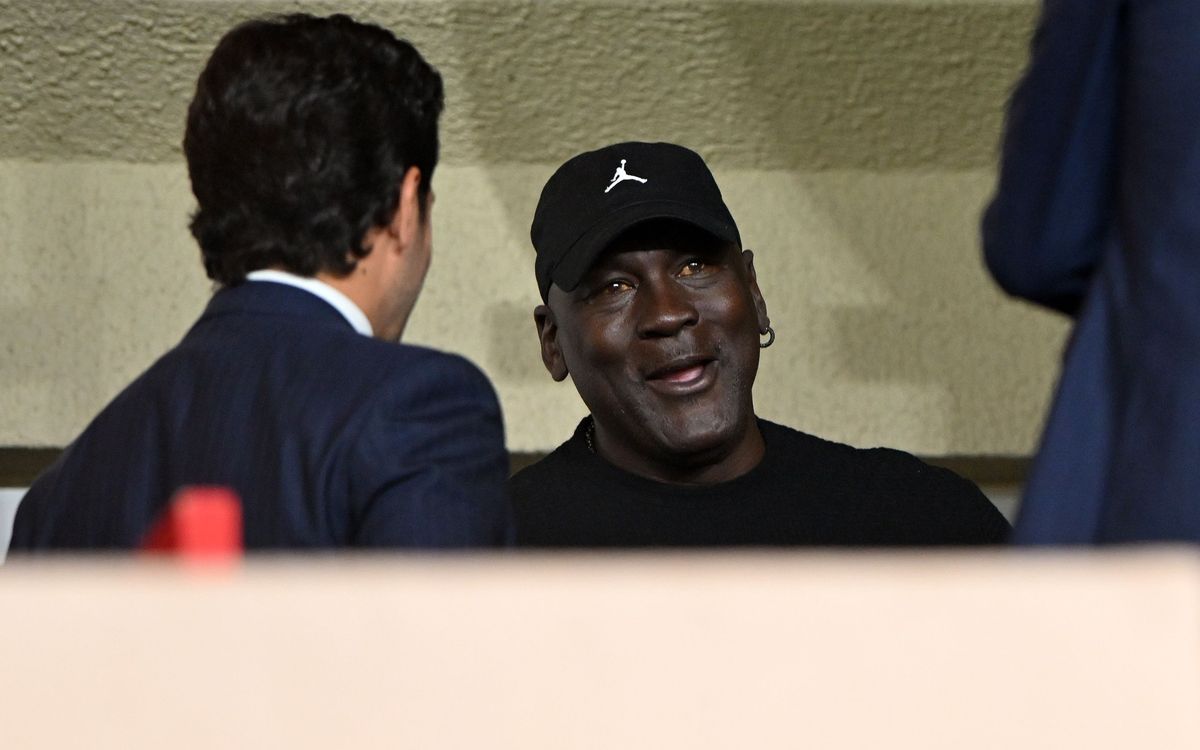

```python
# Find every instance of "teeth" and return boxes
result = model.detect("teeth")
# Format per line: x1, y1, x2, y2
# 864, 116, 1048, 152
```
663, 364, 704, 383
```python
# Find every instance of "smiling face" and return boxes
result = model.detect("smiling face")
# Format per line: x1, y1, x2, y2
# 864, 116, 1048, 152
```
535, 220, 771, 484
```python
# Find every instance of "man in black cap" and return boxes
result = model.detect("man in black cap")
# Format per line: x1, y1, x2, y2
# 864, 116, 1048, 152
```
511, 141, 1009, 547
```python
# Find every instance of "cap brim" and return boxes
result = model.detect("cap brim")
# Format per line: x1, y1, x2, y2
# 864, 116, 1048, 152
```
548, 200, 741, 294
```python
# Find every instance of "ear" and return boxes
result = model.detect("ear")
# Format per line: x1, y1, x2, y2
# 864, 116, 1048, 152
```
534, 304, 569, 382
390, 166, 425, 251
741, 249, 771, 333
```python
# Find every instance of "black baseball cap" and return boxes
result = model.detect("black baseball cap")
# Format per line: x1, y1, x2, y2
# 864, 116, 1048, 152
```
530, 141, 741, 300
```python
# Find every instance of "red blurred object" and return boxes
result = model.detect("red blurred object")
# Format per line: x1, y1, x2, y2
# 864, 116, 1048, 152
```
140, 486, 243, 559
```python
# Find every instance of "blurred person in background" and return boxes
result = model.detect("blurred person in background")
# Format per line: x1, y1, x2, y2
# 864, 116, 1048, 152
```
984, 0, 1200, 543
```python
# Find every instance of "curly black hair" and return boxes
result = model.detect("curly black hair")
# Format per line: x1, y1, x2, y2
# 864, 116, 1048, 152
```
184, 14, 444, 285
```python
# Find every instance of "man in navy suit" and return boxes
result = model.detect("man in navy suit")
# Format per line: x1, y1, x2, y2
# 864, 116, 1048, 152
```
9, 14, 512, 550
984, 0, 1200, 542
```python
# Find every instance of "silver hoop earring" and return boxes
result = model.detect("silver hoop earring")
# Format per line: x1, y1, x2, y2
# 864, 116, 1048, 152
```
759, 326, 775, 349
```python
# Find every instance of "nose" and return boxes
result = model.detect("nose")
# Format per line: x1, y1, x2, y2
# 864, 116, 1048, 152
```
635, 278, 698, 339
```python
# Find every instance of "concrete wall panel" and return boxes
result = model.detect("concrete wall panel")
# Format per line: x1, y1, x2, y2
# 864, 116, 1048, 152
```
1, 0, 1036, 168
1, 1, 1061, 456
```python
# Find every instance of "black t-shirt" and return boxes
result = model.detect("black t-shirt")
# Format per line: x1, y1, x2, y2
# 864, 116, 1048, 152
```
511, 418, 1010, 547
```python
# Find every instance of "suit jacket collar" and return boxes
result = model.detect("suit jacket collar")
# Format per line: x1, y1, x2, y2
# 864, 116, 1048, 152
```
199, 280, 358, 333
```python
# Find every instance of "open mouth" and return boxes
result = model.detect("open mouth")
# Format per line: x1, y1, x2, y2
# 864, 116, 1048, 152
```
645, 357, 716, 390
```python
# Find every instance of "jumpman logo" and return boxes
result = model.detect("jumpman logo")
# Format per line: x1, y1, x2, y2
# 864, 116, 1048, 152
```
605, 159, 648, 193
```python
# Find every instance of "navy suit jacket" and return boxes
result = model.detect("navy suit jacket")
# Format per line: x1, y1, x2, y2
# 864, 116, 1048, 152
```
9, 281, 512, 550
984, 0, 1200, 542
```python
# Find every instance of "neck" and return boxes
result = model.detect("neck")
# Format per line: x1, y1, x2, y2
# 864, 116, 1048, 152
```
316, 269, 407, 342
590, 415, 766, 485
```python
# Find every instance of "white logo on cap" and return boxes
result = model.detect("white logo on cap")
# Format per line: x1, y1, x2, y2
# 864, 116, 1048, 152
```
604, 159, 648, 194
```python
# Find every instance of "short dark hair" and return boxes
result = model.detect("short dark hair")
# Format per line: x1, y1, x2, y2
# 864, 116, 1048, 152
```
184, 14, 444, 285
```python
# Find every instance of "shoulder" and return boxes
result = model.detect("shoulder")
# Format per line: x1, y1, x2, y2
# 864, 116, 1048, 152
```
355, 341, 500, 408
758, 420, 861, 470
854, 446, 1010, 543
856, 445, 976, 495
509, 427, 587, 499
508, 422, 595, 529
355, 338, 484, 374
761, 421, 1010, 544
345, 346, 511, 542
326, 342, 505, 470
761, 420, 960, 487
761, 420, 944, 487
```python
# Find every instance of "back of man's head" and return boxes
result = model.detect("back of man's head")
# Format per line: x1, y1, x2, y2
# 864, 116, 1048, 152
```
184, 14, 443, 286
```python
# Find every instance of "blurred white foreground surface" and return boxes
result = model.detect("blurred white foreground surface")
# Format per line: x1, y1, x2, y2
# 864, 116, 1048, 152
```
2, 551, 1198, 749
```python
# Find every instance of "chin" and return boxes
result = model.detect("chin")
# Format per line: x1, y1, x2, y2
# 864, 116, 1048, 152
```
650, 408, 746, 459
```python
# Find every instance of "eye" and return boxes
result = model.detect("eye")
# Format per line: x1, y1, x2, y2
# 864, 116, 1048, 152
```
678, 259, 708, 277
593, 278, 634, 297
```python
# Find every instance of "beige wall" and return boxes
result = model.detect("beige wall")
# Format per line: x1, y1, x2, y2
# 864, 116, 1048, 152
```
0, 0, 1064, 455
